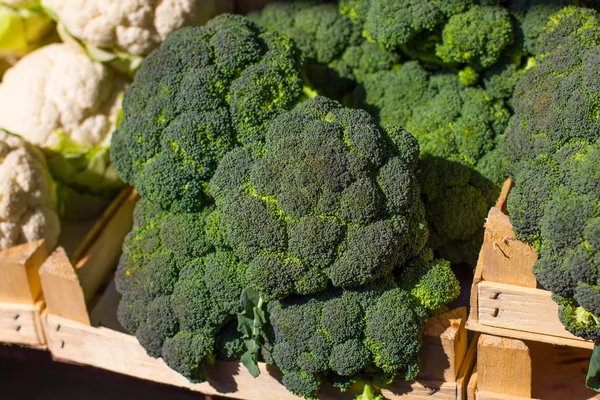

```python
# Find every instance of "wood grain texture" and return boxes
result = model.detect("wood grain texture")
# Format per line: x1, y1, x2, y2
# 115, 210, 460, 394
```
479, 207, 537, 288
74, 190, 138, 303
0, 240, 47, 304
473, 336, 599, 400
466, 367, 476, 400
0, 300, 45, 347
39, 248, 89, 326
477, 281, 591, 346
456, 333, 478, 400
477, 335, 532, 398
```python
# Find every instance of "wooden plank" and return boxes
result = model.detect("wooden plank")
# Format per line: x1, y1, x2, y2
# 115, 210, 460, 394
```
44, 302, 467, 399
473, 338, 599, 400
480, 208, 537, 287
70, 187, 133, 265
39, 248, 89, 326
477, 335, 532, 398
0, 300, 45, 347
0, 240, 47, 304
476, 281, 592, 347
456, 334, 478, 400
494, 178, 513, 211
466, 367, 476, 400
420, 307, 467, 383
74, 190, 138, 303
466, 319, 594, 350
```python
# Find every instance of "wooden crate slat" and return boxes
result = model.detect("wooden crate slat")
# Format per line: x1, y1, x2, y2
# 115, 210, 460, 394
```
0, 240, 47, 304
476, 281, 589, 345
472, 335, 599, 400
42, 304, 468, 399
0, 300, 45, 347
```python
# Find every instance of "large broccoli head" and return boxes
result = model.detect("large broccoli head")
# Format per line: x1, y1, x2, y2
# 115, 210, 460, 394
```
504, 6, 600, 343
209, 96, 428, 300
358, 61, 507, 264
111, 14, 303, 213
115, 198, 248, 382
267, 249, 459, 399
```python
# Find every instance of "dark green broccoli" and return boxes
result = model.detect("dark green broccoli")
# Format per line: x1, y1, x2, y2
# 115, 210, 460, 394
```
267, 249, 459, 399
111, 14, 303, 213
209, 96, 428, 299
503, 7, 600, 390
340, 0, 473, 51
250, 1, 397, 102
357, 61, 507, 264
436, 5, 513, 68
115, 198, 247, 382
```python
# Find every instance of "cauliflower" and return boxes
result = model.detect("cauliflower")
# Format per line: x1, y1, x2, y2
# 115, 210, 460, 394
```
0, 0, 55, 58
0, 43, 128, 220
42, 0, 233, 72
0, 129, 59, 250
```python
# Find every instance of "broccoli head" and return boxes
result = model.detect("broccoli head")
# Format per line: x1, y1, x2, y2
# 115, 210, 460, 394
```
504, 6, 600, 359
358, 61, 507, 264
111, 14, 303, 213
115, 198, 247, 382
209, 96, 428, 299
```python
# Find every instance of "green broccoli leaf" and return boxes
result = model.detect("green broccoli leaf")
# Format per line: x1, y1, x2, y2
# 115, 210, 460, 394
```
237, 287, 267, 378
587, 342, 600, 392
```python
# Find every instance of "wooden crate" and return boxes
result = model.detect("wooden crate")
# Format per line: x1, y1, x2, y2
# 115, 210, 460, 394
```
467, 334, 598, 399
466, 179, 599, 399
0, 187, 137, 349
37, 194, 477, 399
466, 179, 594, 349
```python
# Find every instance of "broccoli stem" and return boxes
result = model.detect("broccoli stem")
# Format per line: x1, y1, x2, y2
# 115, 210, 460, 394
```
356, 382, 383, 400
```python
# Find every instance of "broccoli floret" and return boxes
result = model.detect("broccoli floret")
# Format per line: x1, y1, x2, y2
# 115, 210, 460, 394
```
359, 61, 506, 264
267, 276, 433, 398
111, 14, 303, 212
398, 252, 461, 313
436, 5, 514, 69
115, 198, 248, 382
251, 1, 397, 102
340, 0, 473, 51
209, 96, 427, 299
555, 296, 600, 341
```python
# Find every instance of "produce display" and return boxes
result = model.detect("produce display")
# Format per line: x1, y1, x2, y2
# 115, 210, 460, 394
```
503, 6, 600, 389
0, 129, 59, 250
0, 0, 600, 398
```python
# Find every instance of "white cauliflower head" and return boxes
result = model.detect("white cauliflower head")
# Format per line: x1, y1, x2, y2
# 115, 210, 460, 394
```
42, 0, 234, 56
0, 130, 59, 250
0, 43, 126, 148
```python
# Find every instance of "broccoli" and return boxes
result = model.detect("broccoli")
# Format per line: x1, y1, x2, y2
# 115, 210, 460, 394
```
503, 6, 600, 390
115, 198, 247, 382
267, 250, 459, 399
340, 0, 472, 51
435, 5, 513, 69
250, 1, 397, 102
209, 96, 428, 298
110, 14, 303, 213
357, 61, 507, 264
